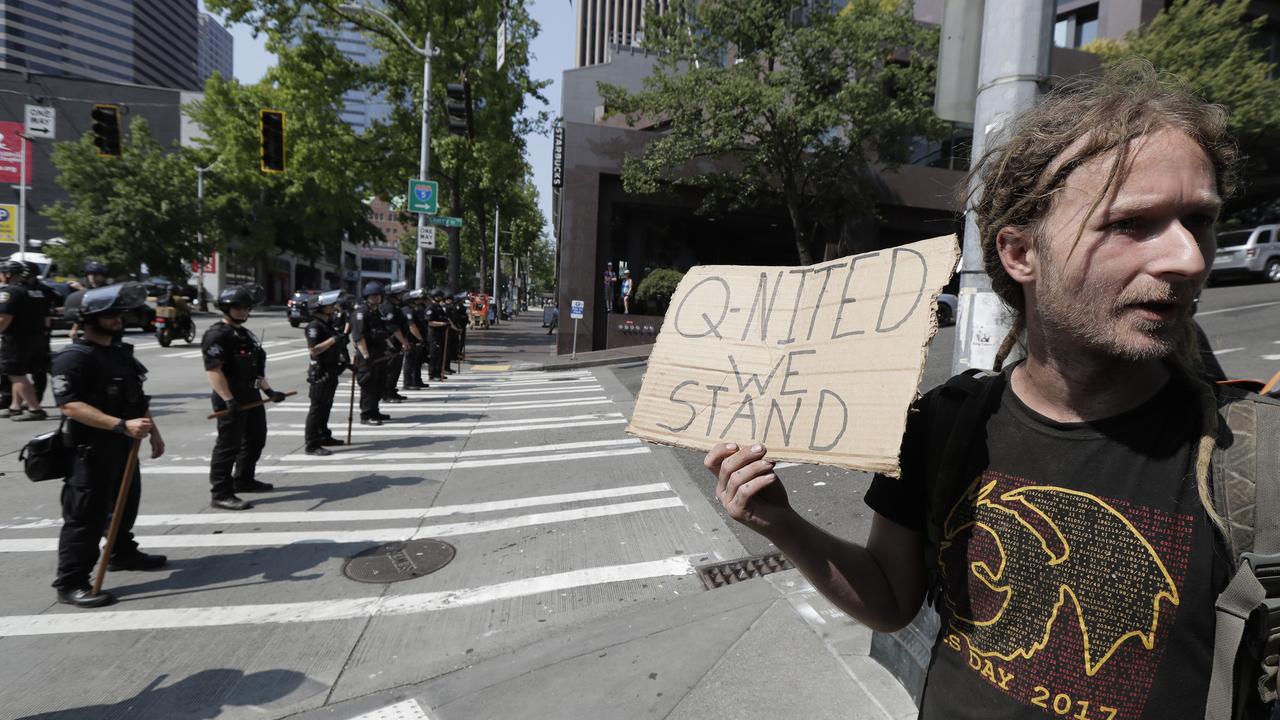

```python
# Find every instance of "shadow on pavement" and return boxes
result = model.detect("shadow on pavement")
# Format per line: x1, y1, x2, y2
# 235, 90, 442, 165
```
17, 668, 314, 720
247, 473, 437, 508
108, 543, 357, 601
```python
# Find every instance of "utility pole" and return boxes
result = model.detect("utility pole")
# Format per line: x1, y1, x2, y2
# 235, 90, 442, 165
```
951, 0, 1054, 373
16, 131, 28, 256
492, 207, 500, 324
195, 163, 215, 311
415, 34, 433, 291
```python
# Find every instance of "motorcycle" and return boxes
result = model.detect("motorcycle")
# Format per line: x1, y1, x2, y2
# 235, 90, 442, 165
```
155, 301, 196, 347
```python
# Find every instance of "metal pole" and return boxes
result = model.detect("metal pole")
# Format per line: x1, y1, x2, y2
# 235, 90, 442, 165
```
571, 317, 578, 359
414, 34, 433, 291
492, 207, 500, 324
951, 0, 1053, 374
17, 132, 27, 256
196, 165, 207, 311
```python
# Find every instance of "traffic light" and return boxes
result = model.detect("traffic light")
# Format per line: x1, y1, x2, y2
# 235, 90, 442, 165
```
430, 255, 448, 272
445, 82, 473, 139
260, 109, 285, 173
91, 104, 122, 157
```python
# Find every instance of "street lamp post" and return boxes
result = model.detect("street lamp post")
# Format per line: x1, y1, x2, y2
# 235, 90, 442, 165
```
195, 162, 215, 311
340, 3, 434, 291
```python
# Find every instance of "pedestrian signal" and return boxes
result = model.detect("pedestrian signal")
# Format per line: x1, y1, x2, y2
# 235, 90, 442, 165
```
260, 109, 285, 173
445, 82, 473, 139
91, 104, 122, 157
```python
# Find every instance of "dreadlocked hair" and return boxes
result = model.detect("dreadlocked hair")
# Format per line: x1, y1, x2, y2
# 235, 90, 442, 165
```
968, 59, 1238, 533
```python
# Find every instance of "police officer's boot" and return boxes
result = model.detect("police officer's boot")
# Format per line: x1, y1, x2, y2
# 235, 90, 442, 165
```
57, 587, 116, 609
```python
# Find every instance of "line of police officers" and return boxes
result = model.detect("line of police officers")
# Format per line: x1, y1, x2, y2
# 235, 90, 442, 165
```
13, 266, 469, 608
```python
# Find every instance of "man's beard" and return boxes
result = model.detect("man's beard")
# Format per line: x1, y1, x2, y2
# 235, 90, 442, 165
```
1036, 255, 1191, 363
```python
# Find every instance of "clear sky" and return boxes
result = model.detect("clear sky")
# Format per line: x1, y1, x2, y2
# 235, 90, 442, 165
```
197, 0, 573, 248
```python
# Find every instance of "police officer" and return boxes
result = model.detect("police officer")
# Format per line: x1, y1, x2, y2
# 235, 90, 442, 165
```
50, 282, 166, 608
351, 281, 391, 426
203, 284, 284, 511
450, 293, 469, 364
0, 260, 52, 421
380, 282, 411, 403
304, 290, 347, 456
402, 289, 429, 389
444, 294, 465, 374
427, 289, 450, 381
66, 260, 110, 339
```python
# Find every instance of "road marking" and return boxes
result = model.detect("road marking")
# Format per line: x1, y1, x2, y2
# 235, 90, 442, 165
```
278, 438, 642, 461
264, 418, 628, 437
283, 412, 622, 429
0, 556, 698, 635
0, 482, 676, 530
396, 386, 604, 399
162, 339, 295, 359
352, 700, 431, 720
1212, 347, 1245, 355
268, 397, 612, 412
0, 498, 686, 553
1197, 300, 1280, 317
144, 446, 651, 475
267, 348, 314, 362
1262, 354, 1280, 361
469, 363, 511, 371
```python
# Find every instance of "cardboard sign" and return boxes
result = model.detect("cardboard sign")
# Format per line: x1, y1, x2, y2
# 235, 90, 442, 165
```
626, 235, 959, 477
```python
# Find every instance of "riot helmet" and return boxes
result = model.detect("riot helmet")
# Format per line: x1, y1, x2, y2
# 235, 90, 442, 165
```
431, 288, 445, 300
310, 289, 342, 314
386, 281, 408, 296
77, 282, 147, 323
83, 260, 108, 277
216, 284, 265, 312
407, 288, 425, 302
361, 281, 384, 299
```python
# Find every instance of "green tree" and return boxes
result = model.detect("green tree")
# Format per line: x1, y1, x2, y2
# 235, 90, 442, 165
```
205, 0, 552, 291
599, 0, 943, 265
1088, 0, 1280, 211
43, 117, 200, 279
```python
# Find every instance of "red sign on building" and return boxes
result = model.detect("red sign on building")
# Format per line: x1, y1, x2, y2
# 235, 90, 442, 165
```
0, 122, 33, 185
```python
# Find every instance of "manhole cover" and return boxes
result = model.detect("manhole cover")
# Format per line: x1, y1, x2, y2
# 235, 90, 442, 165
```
343, 538, 456, 584
696, 552, 793, 590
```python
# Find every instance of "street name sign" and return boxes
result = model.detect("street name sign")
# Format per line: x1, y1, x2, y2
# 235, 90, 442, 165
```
570, 299, 584, 319
407, 179, 439, 214
627, 234, 960, 476
24, 105, 55, 139
417, 225, 436, 250
429, 216, 463, 228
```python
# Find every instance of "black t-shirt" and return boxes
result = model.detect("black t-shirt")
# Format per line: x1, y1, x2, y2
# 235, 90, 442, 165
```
427, 304, 448, 339
866, 371, 1236, 720
0, 283, 50, 336
350, 302, 386, 357
51, 340, 149, 451
201, 321, 266, 400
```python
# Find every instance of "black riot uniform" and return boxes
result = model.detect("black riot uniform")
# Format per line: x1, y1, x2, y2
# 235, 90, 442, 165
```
402, 289, 428, 389
204, 285, 280, 510
427, 290, 449, 380
380, 282, 410, 403
448, 296, 468, 365
0, 261, 53, 420
351, 282, 389, 425
50, 283, 166, 609
304, 290, 347, 454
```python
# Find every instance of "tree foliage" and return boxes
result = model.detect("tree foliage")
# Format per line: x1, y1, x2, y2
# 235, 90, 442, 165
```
599, 0, 943, 264
43, 118, 200, 279
204, 0, 552, 290
1088, 0, 1280, 212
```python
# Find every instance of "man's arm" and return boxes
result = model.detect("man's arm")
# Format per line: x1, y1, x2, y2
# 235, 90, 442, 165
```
705, 443, 927, 632
206, 369, 233, 401
60, 401, 152, 439
0, 314, 11, 333
309, 336, 338, 358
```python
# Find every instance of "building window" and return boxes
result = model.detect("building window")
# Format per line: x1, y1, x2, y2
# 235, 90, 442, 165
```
1054, 3, 1099, 49
362, 257, 393, 273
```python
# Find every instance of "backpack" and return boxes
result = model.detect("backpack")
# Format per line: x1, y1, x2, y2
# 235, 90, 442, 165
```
921, 369, 1280, 720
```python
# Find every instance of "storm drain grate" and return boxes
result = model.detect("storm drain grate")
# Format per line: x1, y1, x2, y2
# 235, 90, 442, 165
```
696, 552, 793, 590
343, 538, 456, 584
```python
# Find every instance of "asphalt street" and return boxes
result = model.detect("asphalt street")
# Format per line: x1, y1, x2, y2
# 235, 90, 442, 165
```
0, 279, 1274, 719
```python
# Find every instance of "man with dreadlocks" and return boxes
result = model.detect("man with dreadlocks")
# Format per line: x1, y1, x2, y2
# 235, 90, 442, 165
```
704, 62, 1275, 719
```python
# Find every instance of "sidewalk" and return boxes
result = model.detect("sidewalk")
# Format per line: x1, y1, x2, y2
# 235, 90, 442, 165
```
387, 310, 922, 720
460, 312, 653, 371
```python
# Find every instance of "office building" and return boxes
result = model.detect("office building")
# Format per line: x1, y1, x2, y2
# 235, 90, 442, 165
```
316, 22, 393, 133
0, 0, 199, 89
197, 13, 234, 85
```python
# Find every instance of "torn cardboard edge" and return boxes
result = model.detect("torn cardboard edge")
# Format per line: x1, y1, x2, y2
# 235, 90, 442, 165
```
625, 234, 961, 478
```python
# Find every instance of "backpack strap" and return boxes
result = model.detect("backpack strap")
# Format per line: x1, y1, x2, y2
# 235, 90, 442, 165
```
922, 368, 1005, 605
1205, 390, 1280, 719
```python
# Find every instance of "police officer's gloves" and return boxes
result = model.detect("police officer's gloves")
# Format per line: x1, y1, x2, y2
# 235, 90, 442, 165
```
334, 334, 350, 348
224, 398, 241, 416
269, 390, 288, 404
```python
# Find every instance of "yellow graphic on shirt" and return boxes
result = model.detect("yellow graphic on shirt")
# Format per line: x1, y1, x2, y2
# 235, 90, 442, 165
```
939, 479, 1179, 676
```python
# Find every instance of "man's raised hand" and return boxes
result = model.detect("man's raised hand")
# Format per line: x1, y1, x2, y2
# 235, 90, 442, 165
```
704, 442, 793, 535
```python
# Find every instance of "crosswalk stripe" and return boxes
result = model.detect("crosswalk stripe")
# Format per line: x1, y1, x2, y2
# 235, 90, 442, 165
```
268, 348, 313, 362
264, 418, 628, 437
279, 412, 622, 429
1212, 347, 1245, 356
0, 556, 698, 636
0, 496, 685, 553
396, 386, 603, 399
277, 438, 642, 462
162, 339, 295, 359
269, 397, 613, 412
0, 482, 675, 530
145, 445, 651, 474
